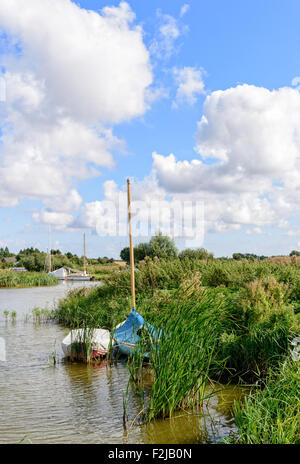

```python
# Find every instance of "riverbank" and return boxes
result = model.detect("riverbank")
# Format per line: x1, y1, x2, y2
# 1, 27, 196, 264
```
226, 359, 300, 444
0, 270, 58, 288
54, 258, 300, 443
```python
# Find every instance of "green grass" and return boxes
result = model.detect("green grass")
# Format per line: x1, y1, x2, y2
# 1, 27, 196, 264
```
226, 359, 300, 444
0, 271, 58, 288
54, 284, 132, 330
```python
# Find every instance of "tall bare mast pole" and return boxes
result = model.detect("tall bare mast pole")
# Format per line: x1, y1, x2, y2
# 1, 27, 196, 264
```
127, 178, 136, 309
83, 233, 86, 275
48, 225, 52, 272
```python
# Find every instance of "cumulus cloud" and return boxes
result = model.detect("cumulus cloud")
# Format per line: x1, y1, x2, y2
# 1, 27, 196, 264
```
151, 83, 300, 233
73, 177, 205, 245
0, 0, 153, 221
180, 4, 190, 18
150, 9, 188, 60
172, 66, 205, 107
59, 82, 300, 240
152, 152, 271, 195
32, 210, 74, 230
196, 85, 300, 174
0, 0, 152, 124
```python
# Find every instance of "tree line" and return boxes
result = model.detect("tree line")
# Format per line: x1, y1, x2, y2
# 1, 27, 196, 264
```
120, 231, 214, 264
3, 240, 300, 271
1, 246, 116, 272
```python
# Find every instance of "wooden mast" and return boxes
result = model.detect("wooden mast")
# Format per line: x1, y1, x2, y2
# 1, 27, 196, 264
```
127, 178, 136, 309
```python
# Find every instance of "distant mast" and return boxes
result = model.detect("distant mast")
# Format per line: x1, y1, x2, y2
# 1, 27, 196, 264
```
83, 233, 86, 276
48, 225, 52, 273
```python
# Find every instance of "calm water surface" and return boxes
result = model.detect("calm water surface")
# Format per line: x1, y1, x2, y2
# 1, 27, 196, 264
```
0, 282, 243, 444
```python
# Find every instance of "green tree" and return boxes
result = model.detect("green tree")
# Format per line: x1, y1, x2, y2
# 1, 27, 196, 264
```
290, 250, 300, 256
50, 249, 62, 255
120, 233, 178, 263
149, 231, 178, 259
120, 242, 154, 264
18, 247, 40, 256
4, 246, 10, 257
135, 242, 153, 261
179, 248, 213, 260
20, 253, 45, 272
120, 247, 131, 264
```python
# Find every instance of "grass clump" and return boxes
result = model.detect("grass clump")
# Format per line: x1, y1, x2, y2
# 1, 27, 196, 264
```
218, 276, 298, 381
54, 285, 132, 331
228, 359, 300, 444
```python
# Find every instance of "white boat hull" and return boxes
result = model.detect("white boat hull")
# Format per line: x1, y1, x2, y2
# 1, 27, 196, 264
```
62, 328, 110, 358
66, 275, 91, 281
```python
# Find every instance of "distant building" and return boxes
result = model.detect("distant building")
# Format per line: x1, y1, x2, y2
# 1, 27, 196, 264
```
2, 257, 17, 264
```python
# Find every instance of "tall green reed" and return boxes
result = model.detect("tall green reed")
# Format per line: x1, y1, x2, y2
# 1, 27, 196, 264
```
0, 271, 58, 288
124, 289, 228, 422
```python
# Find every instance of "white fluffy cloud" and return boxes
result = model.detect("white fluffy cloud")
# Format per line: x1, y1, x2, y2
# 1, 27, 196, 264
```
150, 9, 188, 60
151, 84, 300, 233
196, 85, 300, 175
0, 0, 153, 220
32, 210, 74, 230
152, 152, 271, 195
0, 0, 152, 124
173, 66, 205, 107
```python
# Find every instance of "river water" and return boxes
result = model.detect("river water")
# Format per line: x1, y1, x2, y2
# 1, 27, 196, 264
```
0, 282, 243, 444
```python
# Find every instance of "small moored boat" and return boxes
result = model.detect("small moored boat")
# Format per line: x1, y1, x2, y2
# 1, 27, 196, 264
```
62, 328, 110, 360
113, 308, 159, 357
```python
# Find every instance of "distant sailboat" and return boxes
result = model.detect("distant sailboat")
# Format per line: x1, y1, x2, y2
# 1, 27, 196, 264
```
66, 233, 91, 281
45, 225, 52, 273
47, 231, 91, 281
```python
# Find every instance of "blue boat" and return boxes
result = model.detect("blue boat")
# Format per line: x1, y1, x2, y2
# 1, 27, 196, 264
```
113, 308, 160, 357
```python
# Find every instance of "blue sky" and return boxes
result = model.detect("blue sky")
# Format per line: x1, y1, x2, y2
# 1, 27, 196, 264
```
1, 0, 300, 258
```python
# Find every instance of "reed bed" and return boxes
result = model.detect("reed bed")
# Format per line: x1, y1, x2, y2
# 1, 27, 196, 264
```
126, 291, 228, 421
0, 270, 58, 288
53, 258, 300, 440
